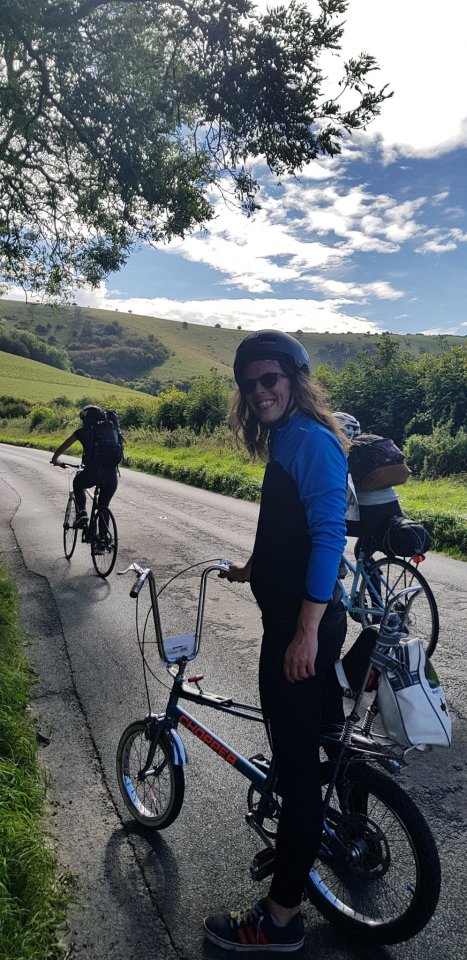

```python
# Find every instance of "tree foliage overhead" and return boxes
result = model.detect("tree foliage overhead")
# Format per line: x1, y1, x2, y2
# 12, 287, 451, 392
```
0, 0, 391, 294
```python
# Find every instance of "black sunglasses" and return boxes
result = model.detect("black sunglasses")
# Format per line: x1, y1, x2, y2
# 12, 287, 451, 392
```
242, 372, 288, 394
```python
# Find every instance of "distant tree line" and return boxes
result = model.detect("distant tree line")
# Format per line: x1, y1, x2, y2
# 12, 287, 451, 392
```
315, 338, 467, 478
315, 337, 467, 445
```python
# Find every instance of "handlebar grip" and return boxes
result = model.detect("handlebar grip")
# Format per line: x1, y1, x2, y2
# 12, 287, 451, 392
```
130, 568, 150, 598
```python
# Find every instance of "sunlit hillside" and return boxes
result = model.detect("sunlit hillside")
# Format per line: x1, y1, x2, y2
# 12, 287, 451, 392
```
1, 299, 463, 387
0, 351, 151, 405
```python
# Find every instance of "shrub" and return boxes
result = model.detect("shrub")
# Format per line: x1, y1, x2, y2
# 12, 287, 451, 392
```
29, 404, 72, 432
115, 401, 149, 429
184, 374, 229, 433
50, 395, 73, 409
151, 388, 187, 430
404, 423, 467, 478
0, 395, 32, 418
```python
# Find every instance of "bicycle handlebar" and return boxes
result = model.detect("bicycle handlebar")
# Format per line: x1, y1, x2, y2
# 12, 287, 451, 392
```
117, 559, 232, 664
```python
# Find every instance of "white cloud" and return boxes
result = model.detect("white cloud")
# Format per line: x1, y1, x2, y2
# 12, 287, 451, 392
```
160, 177, 429, 298
416, 240, 457, 254
62, 284, 382, 335
304, 276, 404, 301
421, 326, 465, 335
415, 224, 467, 254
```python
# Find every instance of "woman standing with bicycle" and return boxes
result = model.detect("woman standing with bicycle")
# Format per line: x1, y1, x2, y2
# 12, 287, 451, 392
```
204, 331, 348, 952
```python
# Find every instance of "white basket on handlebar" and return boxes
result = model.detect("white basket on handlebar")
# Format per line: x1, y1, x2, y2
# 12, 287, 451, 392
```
162, 633, 197, 664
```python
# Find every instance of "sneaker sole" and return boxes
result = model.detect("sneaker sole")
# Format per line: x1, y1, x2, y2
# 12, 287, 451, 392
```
203, 924, 304, 952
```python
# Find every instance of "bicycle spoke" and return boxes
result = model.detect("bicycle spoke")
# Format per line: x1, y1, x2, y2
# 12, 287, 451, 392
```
357, 556, 438, 656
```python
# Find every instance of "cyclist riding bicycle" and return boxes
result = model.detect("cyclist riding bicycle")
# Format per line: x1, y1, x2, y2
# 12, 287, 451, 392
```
203, 331, 348, 952
51, 405, 119, 548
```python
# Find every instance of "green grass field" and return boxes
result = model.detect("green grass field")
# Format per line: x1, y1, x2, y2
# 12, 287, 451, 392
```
0, 350, 153, 405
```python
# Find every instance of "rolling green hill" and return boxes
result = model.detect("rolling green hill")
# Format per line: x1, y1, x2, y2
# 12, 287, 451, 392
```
1, 299, 465, 389
0, 351, 151, 405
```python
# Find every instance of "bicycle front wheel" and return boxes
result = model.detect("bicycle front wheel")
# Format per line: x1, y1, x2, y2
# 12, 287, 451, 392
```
357, 556, 439, 657
63, 495, 78, 560
306, 761, 441, 944
116, 720, 185, 829
91, 507, 118, 578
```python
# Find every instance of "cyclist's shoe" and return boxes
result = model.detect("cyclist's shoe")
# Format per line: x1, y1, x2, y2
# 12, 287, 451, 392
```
93, 539, 106, 555
73, 510, 88, 529
203, 899, 305, 952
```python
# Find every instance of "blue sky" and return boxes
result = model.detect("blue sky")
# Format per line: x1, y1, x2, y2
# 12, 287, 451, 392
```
7, 0, 467, 337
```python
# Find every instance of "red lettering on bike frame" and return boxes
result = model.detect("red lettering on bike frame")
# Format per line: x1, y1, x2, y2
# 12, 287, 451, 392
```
179, 715, 238, 766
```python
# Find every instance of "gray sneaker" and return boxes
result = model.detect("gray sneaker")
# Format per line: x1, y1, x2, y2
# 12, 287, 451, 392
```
203, 899, 305, 952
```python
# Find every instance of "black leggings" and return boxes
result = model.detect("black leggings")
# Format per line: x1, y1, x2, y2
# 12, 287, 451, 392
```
73, 467, 118, 514
258, 605, 347, 908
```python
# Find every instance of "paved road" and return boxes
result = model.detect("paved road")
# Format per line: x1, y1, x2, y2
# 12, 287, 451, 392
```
1, 443, 466, 960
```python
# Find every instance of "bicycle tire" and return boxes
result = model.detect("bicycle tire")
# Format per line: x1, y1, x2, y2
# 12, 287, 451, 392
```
116, 720, 185, 829
357, 555, 439, 657
91, 506, 118, 578
63, 495, 78, 560
306, 761, 441, 944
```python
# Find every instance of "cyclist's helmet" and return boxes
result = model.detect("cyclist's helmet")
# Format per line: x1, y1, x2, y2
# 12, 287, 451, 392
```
233, 330, 311, 387
79, 404, 102, 423
334, 411, 362, 439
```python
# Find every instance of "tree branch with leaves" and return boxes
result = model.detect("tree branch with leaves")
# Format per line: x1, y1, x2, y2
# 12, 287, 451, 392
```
0, 0, 391, 295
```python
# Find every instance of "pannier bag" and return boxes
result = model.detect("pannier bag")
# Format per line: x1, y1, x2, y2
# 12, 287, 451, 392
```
380, 516, 431, 557
377, 638, 451, 749
83, 408, 124, 468
348, 434, 411, 491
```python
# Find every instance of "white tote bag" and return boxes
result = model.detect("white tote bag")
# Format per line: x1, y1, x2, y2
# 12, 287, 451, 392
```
377, 638, 452, 749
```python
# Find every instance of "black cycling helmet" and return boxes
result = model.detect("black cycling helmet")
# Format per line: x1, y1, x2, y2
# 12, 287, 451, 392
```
334, 411, 362, 439
79, 404, 102, 423
233, 330, 311, 387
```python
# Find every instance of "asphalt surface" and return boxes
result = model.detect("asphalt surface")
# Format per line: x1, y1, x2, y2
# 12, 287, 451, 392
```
1, 443, 466, 960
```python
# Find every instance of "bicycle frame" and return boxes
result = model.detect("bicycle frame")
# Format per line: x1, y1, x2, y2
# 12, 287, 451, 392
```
119, 561, 421, 856
338, 549, 414, 621
337, 552, 366, 616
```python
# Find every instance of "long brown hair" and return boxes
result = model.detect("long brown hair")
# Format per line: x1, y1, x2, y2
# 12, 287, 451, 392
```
230, 357, 348, 459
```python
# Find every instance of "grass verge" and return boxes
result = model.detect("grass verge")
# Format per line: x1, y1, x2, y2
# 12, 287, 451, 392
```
0, 563, 67, 960
1, 429, 466, 559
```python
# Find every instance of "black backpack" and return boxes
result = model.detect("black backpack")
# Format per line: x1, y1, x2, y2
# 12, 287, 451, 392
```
83, 408, 124, 468
348, 434, 411, 491
380, 516, 432, 557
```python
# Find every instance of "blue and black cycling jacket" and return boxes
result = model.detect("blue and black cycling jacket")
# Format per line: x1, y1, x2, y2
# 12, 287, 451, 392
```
250, 411, 347, 623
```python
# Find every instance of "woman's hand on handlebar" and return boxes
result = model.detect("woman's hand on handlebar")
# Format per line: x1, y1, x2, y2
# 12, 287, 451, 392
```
218, 558, 252, 584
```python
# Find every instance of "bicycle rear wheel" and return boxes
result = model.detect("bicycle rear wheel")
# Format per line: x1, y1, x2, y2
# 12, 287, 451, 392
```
116, 720, 185, 829
306, 761, 441, 943
63, 495, 78, 559
91, 507, 118, 578
357, 556, 439, 657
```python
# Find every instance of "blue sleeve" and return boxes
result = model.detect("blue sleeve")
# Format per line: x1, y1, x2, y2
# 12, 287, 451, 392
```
290, 428, 347, 602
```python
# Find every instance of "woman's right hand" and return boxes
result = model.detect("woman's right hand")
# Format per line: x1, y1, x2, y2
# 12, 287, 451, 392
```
218, 560, 251, 583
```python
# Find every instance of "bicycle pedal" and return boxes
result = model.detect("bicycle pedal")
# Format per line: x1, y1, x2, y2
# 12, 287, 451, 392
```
250, 847, 275, 881
249, 754, 270, 772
